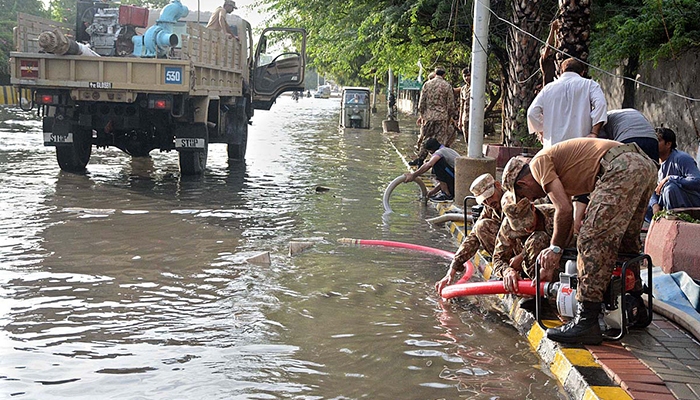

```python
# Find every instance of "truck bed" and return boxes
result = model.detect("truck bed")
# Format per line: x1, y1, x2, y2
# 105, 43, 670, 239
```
11, 14, 246, 98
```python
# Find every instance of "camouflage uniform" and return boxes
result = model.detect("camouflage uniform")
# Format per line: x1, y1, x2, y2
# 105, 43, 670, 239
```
417, 76, 457, 159
577, 151, 656, 302
450, 188, 514, 272
492, 201, 557, 279
502, 147, 657, 303
458, 83, 470, 139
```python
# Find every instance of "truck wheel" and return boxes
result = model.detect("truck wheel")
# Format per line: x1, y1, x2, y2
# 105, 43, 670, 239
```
227, 126, 247, 161
227, 105, 249, 161
56, 129, 92, 172
178, 129, 208, 176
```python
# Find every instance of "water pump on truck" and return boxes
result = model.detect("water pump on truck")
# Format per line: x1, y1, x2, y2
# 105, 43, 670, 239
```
75, 1, 150, 56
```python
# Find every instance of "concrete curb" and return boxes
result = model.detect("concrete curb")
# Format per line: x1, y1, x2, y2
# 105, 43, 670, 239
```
423, 179, 632, 400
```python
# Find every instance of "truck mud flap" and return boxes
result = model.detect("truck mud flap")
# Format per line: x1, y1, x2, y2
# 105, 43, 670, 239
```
174, 123, 208, 151
44, 118, 74, 146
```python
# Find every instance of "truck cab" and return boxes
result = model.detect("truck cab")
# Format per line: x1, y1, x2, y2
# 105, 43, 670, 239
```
10, 2, 306, 175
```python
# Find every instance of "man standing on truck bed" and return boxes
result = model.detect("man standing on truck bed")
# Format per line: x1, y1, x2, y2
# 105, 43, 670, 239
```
207, 0, 239, 40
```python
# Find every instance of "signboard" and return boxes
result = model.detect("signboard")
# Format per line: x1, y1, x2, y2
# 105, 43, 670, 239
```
165, 67, 183, 84
398, 77, 422, 91
20, 60, 39, 79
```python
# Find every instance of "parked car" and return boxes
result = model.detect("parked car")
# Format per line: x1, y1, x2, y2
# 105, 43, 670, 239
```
314, 85, 331, 99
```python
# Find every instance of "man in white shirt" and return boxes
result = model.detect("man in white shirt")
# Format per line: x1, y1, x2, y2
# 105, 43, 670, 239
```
527, 58, 608, 148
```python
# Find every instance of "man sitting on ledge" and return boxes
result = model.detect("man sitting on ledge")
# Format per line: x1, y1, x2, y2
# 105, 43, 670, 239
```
648, 127, 700, 219
502, 138, 656, 345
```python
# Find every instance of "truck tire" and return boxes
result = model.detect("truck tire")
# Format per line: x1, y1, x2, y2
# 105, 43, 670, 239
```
56, 128, 92, 172
227, 103, 249, 161
227, 125, 247, 161
178, 125, 208, 176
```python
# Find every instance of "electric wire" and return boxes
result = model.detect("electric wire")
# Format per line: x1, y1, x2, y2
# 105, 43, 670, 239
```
474, 0, 700, 102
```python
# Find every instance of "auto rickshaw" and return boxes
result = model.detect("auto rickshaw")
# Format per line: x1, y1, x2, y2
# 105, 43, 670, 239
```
339, 87, 371, 129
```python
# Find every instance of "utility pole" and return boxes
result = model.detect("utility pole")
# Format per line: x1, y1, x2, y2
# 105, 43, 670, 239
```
467, 0, 490, 158
453, 0, 496, 206
372, 73, 378, 114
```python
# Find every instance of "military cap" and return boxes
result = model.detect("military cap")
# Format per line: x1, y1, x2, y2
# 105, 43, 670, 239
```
502, 156, 530, 196
224, 0, 237, 9
504, 198, 537, 232
470, 173, 496, 205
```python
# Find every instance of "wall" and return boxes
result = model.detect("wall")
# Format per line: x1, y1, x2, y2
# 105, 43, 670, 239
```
595, 49, 700, 158
398, 89, 420, 115
0, 86, 30, 106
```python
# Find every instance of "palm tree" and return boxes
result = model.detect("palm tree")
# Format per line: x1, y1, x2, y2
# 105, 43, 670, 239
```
503, 0, 553, 145
555, 0, 591, 65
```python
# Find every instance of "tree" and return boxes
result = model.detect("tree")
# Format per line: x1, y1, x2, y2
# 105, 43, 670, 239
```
122, 0, 172, 9
556, 0, 592, 65
591, 0, 700, 69
590, 0, 700, 107
256, 0, 480, 86
48, 0, 75, 24
0, 0, 47, 83
503, 0, 556, 145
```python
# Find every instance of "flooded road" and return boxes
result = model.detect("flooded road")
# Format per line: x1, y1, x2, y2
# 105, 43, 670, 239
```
0, 98, 565, 399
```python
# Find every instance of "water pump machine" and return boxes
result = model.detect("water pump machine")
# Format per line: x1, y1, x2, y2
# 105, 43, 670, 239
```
535, 251, 654, 340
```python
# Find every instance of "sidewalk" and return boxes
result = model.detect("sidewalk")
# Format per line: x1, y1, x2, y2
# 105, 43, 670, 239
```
421, 177, 700, 400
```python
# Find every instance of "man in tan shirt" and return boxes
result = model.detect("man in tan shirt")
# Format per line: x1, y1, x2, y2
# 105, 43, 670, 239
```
501, 138, 656, 345
207, 0, 238, 39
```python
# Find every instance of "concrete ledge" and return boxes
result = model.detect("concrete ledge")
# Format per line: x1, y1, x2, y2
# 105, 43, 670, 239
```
454, 156, 496, 206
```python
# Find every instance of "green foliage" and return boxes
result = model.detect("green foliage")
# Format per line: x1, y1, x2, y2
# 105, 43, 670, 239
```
653, 209, 700, 224
256, 0, 478, 86
121, 0, 172, 9
49, 0, 171, 25
48, 0, 75, 24
591, 0, 700, 68
0, 0, 46, 83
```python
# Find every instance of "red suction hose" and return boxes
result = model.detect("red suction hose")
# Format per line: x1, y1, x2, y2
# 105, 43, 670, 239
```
338, 238, 475, 282
441, 280, 547, 299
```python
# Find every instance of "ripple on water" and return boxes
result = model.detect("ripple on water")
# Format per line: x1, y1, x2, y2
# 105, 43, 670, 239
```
0, 101, 564, 400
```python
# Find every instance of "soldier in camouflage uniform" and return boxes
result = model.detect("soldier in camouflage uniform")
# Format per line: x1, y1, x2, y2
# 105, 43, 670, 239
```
503, 138, 657, 344
436, 173, 512, 294
457, 68, 471, 142
412, 67, 457, 166
492, 199, 555, 282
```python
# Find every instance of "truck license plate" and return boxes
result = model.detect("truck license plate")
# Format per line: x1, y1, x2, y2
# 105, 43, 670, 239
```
43, 132, 73, 145
175, 138, 205, 149
89, 82, 112, 89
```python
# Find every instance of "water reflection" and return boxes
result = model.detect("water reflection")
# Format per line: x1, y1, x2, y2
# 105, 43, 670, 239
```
0, 99, 565, 399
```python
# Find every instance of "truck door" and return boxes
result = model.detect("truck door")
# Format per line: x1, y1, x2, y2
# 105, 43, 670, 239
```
252, 28, 306, 110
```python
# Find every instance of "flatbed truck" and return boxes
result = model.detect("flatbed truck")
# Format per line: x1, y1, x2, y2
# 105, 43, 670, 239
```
10, 7, 306, 174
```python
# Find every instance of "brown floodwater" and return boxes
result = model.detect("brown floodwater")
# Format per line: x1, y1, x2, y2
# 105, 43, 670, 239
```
0, 97, 566, 399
